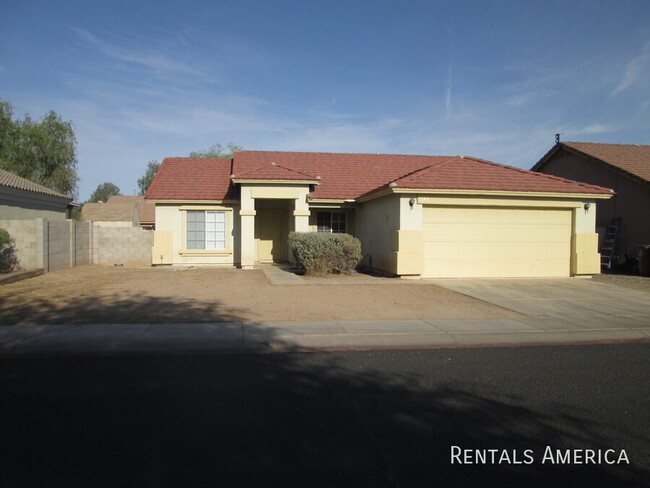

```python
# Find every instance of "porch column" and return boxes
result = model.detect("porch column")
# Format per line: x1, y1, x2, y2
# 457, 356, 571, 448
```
293, 188, 311, 232
240, 186, 256, 269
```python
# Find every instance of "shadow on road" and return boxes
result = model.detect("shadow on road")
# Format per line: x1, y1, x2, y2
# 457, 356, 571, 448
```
1, 340, 648, 487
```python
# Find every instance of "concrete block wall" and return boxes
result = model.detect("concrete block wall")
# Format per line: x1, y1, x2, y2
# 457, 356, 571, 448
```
1, 218, 153, 272
75, 221, 93, 266
0, 219, 40, 270
96, 226, 153, 266
48, 220, 72, 271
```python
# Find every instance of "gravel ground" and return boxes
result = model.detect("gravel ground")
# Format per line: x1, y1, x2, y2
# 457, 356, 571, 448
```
0, 265, 520, 325
591, 273, 650, 292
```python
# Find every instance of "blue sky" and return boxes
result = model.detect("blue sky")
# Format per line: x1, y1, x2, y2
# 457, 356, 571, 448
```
2, 0, 649, 200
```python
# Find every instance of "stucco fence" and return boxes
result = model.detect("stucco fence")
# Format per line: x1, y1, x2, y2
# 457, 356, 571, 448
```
0, 218, 153, 272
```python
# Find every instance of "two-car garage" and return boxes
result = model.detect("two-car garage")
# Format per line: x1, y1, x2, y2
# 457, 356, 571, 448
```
421, 206, 573, 278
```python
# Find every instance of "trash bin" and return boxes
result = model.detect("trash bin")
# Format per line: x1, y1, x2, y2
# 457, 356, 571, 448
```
638, 245, 650, 276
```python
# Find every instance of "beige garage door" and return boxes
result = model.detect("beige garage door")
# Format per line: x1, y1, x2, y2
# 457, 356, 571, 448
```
422, 206, 572, 278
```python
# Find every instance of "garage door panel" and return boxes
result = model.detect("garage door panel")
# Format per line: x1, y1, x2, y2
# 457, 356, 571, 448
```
423, 207, 571, 278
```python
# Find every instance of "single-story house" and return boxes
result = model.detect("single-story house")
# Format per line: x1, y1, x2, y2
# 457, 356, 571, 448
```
0, 168, 73, 220
532, 142, 650, 264
106, 195, 156, 229
145, 150, 614, 278
81, 195, 155, 229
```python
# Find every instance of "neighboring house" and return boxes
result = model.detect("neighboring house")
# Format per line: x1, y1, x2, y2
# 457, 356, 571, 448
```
106, 195, 156, 229
532, 142, 650, 262
146, 150, 614, 278
81, 195, 155, 229
0, 168, 73, 220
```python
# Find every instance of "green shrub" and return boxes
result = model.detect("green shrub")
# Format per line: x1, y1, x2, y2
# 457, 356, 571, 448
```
0, 228, 18, 273
288, 232, 362, 276
0, 228, 9, 248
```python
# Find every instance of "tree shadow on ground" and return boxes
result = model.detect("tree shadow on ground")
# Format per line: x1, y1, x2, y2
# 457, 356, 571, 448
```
0, 293, 250, 325
1, 341, 648, 487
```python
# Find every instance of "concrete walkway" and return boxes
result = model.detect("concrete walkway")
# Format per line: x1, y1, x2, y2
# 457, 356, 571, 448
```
1, 272, 649, 355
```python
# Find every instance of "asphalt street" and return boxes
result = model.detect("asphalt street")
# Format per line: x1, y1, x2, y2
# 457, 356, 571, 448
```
1, 343, 648, 487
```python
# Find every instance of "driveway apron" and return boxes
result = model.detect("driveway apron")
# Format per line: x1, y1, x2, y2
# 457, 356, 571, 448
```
431, 278, 650, 330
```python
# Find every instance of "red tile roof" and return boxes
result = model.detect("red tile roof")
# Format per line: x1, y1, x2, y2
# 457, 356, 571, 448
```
146, 151, 614, 201
537, 142, 650, 183
235, 151, 612, 198
145, 157, 237, 200
391, 156, 614, 195
234, 162, 319, 181
233, 151, 462, 199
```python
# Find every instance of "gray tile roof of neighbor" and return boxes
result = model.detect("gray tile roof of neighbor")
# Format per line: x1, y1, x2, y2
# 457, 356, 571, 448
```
0, 168, 71, 199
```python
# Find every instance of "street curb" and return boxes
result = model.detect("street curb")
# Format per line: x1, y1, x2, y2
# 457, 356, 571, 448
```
1, 322, 648, 356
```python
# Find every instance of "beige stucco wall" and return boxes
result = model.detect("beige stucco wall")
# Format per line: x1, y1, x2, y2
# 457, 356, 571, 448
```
239, 184, 311, 268
356, 194, 401, 274
153, 203, 240, 266
150, 186, 605, 277
538, 152, 649, 256
355, 192, 604, 278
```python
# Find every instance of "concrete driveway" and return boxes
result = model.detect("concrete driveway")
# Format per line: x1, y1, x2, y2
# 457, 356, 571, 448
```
433, 278, 650, 329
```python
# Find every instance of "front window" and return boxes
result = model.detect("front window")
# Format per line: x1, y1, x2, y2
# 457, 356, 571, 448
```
317, 211, 346, 233
187, 210, 226, 250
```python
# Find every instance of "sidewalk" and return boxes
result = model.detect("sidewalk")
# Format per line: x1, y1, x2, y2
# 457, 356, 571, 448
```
2, 268, 649, 356
1, 315, 649, 356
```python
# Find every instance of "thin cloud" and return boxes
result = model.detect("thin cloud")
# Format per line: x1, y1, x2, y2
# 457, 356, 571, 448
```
573, 124, 616, 135
70, 26, 202, 78
612, 40, 650, 95
445, 64, 453, 118
445, 32, 455, 118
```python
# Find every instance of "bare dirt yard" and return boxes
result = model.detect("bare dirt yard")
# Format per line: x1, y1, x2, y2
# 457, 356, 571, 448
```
0, 266, 520, 325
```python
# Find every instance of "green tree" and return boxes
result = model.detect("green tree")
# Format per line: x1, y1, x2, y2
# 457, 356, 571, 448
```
88, 182, 121, 203
0, 100, 78, 197
189, 142, 243, 158
137, 160, 160, 196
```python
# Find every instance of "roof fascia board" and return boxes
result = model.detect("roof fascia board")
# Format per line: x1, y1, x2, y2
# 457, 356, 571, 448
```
232, 178, 319, 185
355, 188, 394, 202
147, 199, 240, 205
307, 198, 348, 204
359, 187, 613, 202
531, 143, 562, 172
394, 187, 614, 199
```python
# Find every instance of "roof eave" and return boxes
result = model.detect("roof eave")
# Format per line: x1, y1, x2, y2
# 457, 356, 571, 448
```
359, 186, 614, 202
147, 199, 240, 204
232, 178, 319, 185
531, 143, 562, 172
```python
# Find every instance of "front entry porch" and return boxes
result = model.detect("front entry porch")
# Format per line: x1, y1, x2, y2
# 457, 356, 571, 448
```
239, 184, 311, 269
255, 201, 289, 262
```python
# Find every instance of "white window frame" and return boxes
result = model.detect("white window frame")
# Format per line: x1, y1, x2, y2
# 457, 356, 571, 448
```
317, 211, 347, 233
186, 210, 226, 250
180, 206, 232, 255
